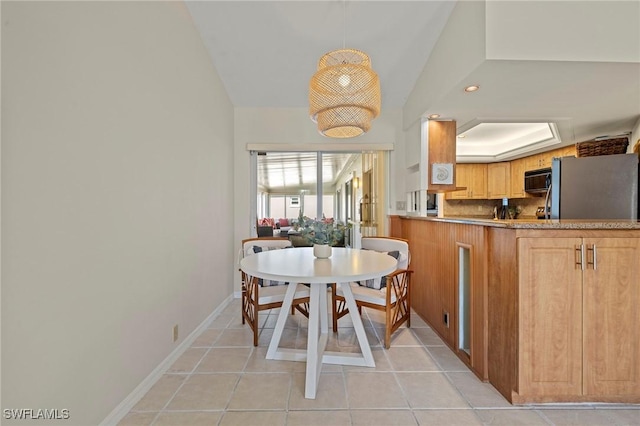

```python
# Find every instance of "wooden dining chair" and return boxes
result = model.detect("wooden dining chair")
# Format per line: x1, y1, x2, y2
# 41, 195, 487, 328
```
331, 236, 412, 349
239, 237, 310, 346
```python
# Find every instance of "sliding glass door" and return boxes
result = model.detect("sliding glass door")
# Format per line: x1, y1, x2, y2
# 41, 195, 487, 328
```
251, 150, 387, 242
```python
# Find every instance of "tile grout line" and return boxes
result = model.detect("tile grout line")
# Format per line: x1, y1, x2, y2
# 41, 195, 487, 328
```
121, 303, 640, 425
148, 345, 214, 426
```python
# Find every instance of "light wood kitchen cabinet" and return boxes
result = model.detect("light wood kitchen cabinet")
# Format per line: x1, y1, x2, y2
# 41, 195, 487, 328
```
396, 217, 640, 403
524, 146, 576, 172
395, 218, 640, 404
525, 153, 551, 170
443, 146, 576, 201
487, 162, 510, 199
516, 236, 640, 401
559, 145, 576, 157
524, 154, 539, 171
469, 164, 488, 198
447, 164, 471, 199
582, 237, 640, 396
509, 158, 531, 198
446, 163, 487, 200
517, 237, 583, 397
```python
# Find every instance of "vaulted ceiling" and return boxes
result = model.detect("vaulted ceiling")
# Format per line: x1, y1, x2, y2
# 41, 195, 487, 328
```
185, 0, 640, 169
186, 1, 456, 109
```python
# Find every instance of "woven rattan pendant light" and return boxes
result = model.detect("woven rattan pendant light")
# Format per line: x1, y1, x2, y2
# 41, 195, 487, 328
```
309, 49, 380, 138
309, 2, 380, 138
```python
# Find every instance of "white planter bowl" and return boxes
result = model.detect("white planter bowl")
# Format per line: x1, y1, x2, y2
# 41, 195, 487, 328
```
313, 244, 332, 259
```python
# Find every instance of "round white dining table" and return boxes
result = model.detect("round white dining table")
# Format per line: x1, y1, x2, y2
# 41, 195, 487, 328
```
239, 246, 397, 399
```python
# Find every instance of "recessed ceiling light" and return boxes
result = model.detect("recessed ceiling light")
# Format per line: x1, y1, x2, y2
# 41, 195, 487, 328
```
428, 114, 440, 119
464, 85, 480, 92
458, 134, 466, 138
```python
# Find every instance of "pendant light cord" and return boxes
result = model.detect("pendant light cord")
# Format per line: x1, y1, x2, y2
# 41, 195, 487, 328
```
342, 0, 346, 49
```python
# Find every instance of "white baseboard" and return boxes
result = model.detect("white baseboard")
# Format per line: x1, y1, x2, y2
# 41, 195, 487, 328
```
100, 294, 234, 426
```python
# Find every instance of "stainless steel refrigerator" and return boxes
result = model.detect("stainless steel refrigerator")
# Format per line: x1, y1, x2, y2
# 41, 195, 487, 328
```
550, 153, 638, 220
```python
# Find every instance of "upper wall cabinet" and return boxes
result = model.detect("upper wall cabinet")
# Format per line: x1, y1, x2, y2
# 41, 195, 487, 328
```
513, 146, 577, 198
525, 153, 551, 170
559, 145, 577, 158
440, 145, 577, 201
524, 146, 577, 172
446, 163, 487, 200
487, 162, 510, 199
509, 158, 532, 199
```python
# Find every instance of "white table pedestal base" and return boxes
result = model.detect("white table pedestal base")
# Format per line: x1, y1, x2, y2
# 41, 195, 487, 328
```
266, 281, 375, 399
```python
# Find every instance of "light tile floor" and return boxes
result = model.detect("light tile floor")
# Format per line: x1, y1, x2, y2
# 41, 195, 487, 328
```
119, 298, 640, 426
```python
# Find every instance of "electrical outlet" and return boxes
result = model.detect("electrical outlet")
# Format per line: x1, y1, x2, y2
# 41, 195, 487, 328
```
173, 324, 179, 342
443, 312, 449, 328
396, 201, 406, 210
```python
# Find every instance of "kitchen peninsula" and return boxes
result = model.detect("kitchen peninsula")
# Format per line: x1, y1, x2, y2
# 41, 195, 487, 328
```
390, 215, 640, 404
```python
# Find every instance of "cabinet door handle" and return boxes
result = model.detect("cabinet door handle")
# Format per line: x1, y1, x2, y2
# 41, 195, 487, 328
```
576, 244, 585, 270
587, 244, 597, 270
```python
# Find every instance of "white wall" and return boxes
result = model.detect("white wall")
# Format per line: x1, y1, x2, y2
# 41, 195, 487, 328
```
402, 0, 487, 130
1, 2, 234, 424
234, 107, 401, 146
404, 0, 640, 131
388, 109, 407, 216
485, 1, 640, 62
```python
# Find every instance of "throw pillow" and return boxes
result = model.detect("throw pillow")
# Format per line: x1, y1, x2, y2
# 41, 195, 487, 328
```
357, 250, 400, 290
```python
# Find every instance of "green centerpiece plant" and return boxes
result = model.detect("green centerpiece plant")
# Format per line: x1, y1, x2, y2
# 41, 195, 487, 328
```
296, 214, 348, 257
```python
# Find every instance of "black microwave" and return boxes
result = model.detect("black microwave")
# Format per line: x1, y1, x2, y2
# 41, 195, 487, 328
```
524, 167, 552, 194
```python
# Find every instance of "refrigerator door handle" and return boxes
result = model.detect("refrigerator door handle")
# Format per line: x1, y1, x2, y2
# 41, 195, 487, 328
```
544, 183, 552, 219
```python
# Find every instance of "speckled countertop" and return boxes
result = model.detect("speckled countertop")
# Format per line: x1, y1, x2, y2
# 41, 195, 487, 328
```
400, 215, 640, 229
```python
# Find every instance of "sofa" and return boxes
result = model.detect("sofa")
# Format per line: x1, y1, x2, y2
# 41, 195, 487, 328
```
257, 225, 274, 237
257, 217, 299, 238
257, 218, 276, 237
276, 218, 294, 233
